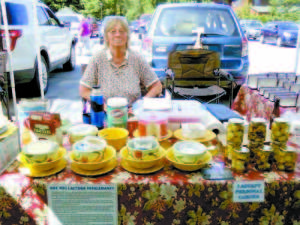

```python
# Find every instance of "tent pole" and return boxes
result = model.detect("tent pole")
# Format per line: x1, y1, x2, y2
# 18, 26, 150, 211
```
32, 0, 45, 99
295, 24, 300, 74
1, 0, 18, 122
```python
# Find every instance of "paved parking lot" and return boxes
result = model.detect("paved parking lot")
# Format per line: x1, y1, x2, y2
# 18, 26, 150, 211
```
248, 40, 300, 74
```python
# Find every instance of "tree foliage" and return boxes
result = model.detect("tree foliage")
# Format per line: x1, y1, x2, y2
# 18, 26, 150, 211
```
42, 0, 299, 22
236, 0, 300, 23
42, 0, 84, 13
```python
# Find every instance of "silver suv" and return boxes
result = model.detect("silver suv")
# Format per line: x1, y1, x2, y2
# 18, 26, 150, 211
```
1, 0, 75, 95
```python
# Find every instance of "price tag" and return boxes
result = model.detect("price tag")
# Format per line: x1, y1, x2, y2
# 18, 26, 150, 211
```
233, 181, 265, 202
47, 184, 118, 225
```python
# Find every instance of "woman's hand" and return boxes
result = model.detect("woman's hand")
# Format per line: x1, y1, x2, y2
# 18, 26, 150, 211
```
79, 85, 92, 101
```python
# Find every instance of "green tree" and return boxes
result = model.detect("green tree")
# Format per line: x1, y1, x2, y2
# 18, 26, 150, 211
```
42, 0, 84, 12
269, 0, 300, 21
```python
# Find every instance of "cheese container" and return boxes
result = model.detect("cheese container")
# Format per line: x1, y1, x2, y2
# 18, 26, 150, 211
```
72, 136, 107, 163
173, 141, 207, 164
68, 124, 98, 144
127, 136, 160, 160
22, 140, 59, 164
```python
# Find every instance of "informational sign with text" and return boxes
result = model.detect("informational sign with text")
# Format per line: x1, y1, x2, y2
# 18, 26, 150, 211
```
47, 184, 118, 225
233, 181, 265, 202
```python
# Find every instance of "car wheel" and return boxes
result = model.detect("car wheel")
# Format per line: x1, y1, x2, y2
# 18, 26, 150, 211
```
277, 37, 282, 47
260, 35, 265, 44
63, 45, 75, 71
30, 55, 49, 96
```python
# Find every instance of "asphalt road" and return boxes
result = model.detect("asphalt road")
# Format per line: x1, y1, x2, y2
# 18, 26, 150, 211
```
3, 37, 300, 117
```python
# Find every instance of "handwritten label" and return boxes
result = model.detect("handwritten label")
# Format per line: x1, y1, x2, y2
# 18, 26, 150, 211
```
47, 184, 118, 225
233, 181, 265, 202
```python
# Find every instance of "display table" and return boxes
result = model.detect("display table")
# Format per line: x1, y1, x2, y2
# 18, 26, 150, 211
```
232, 85, 298, 121
0, 147, 300, 225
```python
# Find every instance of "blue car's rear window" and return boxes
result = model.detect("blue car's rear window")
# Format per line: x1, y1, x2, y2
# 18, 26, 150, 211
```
278, 23, 298, 30
154, 7, 239, 37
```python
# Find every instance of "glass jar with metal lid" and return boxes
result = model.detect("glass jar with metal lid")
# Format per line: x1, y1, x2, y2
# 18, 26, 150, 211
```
271, 118, 290, 145
274, 146, 297, 172
248, 118, 267, 143
248, 140, 265, 161
255, 145, 273, 171
232, 147, 250, 173
226, 118, 245, 147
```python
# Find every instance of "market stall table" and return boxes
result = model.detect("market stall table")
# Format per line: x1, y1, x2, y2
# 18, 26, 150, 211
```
232, 84, 298, 121
0, 144, 300, 225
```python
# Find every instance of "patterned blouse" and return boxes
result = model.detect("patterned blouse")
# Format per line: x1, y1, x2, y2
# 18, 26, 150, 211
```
80, 49, 159, 105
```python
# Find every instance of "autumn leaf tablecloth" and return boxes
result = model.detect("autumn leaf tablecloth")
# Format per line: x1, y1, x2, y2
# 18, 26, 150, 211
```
1, 156, 300, 225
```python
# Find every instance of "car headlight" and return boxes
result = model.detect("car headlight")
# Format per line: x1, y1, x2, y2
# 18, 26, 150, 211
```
283, 32, 291, 37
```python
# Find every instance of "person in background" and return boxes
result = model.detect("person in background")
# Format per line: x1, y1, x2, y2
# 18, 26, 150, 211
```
78, 17, 91, 56
79, 17, 162, 110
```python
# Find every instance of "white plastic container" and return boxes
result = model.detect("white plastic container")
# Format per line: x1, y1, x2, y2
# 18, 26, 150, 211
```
107, 97, 128, 129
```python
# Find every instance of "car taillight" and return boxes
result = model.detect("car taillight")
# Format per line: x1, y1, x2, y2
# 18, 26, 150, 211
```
142, 37, 153, 64
142, 37, 152, 52
0, 29, 22, 51
242, 37, 248, 57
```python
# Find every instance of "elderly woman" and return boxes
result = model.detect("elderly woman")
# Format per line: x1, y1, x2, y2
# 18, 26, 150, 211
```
79, 17, 162, 107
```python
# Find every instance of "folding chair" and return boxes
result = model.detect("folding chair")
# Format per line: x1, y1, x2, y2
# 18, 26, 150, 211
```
164, 47, 236, 107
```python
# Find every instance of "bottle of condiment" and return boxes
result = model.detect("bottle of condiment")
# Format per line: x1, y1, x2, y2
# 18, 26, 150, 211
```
90, 86, 105, 130
269, 98, 280, 129
107, 97, 128, 128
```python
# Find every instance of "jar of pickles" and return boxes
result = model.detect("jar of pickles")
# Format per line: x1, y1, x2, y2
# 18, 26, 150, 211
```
271, 118, 290, 145
271, 142, 284, 163
225, 144, 239, 162
248, 141, 265, 160
255, 145, 272, 171
274, 146, 297, 172
248, 118, 267, 161
226, 119, 245, 147
248, 118, 267, 142
232, 147, 250, 173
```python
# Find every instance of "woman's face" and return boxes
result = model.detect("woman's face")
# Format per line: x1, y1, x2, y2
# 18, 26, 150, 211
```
107, 23, 128, 48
